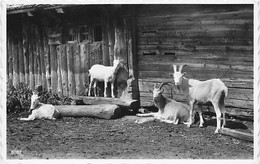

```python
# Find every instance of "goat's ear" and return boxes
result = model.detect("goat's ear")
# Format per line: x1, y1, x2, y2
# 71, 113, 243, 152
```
182, 72, 186, 76
169, 73, 174, 77
149, 89, 153, 93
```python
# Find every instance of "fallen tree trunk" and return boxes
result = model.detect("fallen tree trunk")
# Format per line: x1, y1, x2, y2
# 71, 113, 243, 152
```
56, 104, 122, 119
220, 128, 253, 142
71, 96, 140, 111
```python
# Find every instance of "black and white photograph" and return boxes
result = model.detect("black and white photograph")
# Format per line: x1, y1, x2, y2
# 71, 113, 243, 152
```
0, 0, 259, 163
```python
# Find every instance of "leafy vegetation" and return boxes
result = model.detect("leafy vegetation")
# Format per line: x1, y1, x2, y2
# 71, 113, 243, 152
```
7, 81, 72, 114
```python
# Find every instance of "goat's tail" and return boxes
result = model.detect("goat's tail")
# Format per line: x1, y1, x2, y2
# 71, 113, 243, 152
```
219, 86, 228, 107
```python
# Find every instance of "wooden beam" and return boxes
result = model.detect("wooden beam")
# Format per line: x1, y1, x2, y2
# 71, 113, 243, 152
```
220, 128, 253, 142
56, 104, 122, 119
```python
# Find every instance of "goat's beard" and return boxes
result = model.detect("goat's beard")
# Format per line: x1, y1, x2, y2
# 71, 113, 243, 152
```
176, 85, 181, 93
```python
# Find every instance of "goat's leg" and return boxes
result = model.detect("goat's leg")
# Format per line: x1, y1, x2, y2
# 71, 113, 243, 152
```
187, 101, 195, 128
111, 82, 115, 98
104, 81, 108, 97
222, 111, 226, 128
212, 102, 221, 133
93, 81, 97, 97
19, 114, 36, 121
198, 104, 204, 128
88, 77, 94, 96
136, 112, 158, 117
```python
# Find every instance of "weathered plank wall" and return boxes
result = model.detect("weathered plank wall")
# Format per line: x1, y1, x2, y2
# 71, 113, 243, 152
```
7, 5, 138, 99
136, 5, 253, 118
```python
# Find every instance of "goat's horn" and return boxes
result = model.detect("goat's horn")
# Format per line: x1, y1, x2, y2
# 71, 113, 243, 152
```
158, 82, 171, 90
171, 65, 177, 72
179, 64, 188, 72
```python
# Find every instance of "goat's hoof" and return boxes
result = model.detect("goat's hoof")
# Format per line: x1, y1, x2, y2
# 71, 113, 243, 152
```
135, 120, 142, 124
187, 124, 191, 128
199, 125, 204, 128
214, 130, 220, 134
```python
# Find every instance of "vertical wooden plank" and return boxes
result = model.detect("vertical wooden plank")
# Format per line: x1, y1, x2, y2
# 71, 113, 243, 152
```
18, 41, 25, 83
35, 27, 42, 87
107, 14, 115, 65
79, 43, 87, 93
50, 44, 58, 93
60, 44, 68, 95
39, 31, 47, 90
85, 43, 90, 86
31, 26, 39, 88
66, 44, 76, 96
74, 44, 82, 95
101, 11, 110, 66
12, 41, 19, 88
114, 8, 127, 61
7, 36, 13, 83
43, 35, 51, 91
57, 45, 62, 94
28, 26, 34, 90
22, 23, 29, 85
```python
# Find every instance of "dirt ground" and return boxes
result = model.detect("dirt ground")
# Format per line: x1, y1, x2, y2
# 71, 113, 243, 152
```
7, 112, 253, 159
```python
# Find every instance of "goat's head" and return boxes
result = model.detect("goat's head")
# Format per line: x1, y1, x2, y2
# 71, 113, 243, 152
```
170, 64, 187, 86
152, 83, 164, 98
30, 90, 40, 111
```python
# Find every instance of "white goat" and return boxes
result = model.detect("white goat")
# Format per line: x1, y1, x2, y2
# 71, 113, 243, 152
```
19, 91, 60, 121
136, 82, 192, 124
88, 59, 123, 98
170, 64, 228, 133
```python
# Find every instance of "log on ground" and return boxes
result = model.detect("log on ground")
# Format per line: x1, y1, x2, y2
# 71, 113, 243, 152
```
56, 104, 122, 119
220, 128, 253, 142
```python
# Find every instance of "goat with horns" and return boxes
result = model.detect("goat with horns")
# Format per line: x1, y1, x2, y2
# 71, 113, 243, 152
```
170, 64, 228, 133
136, 82, 192, 124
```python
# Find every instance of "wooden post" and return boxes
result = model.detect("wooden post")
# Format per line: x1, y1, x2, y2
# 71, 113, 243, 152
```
101, 8, 110, 66
43, 35, 51, 91
18, 41, 25, 83
28, 26, 34, 90
60, 44, 68, 95
74, 44, 82, 95
50, 44, 58, 93
66, 43, 76, 96
57, 45, 63, 95
114, 7, 127, 61
35, 26, 42, 87
113, 6, 129, 99
79, 43, 88, 93
7, 37, 13, 83
22, 23, 29, 85
107, 11, 115, 65
39, 29, 47, 90
12, 40, 19, 88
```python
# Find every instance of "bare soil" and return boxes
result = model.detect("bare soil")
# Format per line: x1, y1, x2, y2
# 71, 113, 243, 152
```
7, 112, 253, 159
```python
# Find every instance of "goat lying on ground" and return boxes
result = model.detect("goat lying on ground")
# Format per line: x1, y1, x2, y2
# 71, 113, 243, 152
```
136, 82, 192, 124
170, 64, 228, 133
88, 59, 124, 98
19, 91, 60, 121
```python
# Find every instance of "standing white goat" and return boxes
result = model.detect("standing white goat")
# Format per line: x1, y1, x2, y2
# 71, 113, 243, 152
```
136, 82, 192, 124
170, 64, 228, 133
19, 91, 60, 121
88, 59, 123, 98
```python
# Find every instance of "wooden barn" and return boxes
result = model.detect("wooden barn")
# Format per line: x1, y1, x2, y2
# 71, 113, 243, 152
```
7, 4, 254, 120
